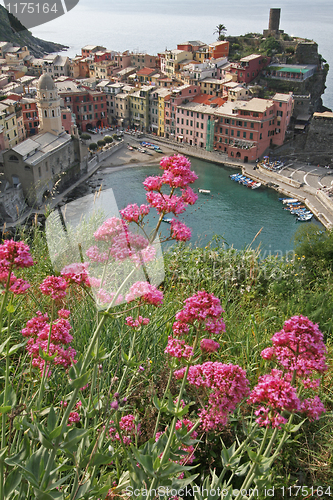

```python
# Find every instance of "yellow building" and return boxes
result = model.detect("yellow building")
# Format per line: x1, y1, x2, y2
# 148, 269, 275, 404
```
0, 101, 19, 149
129, 86, 153, 132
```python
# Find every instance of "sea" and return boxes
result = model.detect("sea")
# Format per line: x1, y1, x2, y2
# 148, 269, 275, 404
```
29, 0, 333, 110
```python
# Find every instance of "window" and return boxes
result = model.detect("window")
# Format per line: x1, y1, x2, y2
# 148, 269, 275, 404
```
250, 133, 253, 140
38, 166, 41, 177
63, 114, 67, 120
9, 155, 18, 162
243, 132, 246, 138
237, 131, 240, 137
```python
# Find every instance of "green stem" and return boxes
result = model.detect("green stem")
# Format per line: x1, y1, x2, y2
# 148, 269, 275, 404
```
41, 266, 137, 491
153, 368, 173, 438
0, 309, 11, 500
234, 425, 270, 500
148, 328, 200, 495
37, 301, 55, 409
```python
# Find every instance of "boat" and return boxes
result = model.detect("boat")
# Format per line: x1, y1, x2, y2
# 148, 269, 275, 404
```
296, 214, 313, 222
251, 182, 261, 189
198, 189, 211, 194
127, 145, 134, 151
282, 198, 299, 204
162, 217, 172, 223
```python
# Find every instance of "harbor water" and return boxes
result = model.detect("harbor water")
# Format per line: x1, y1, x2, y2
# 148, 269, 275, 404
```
89, 157, 322, 256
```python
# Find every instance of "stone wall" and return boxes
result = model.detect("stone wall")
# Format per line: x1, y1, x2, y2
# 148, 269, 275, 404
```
0, 186, 27, 222
304, 114, 333, 152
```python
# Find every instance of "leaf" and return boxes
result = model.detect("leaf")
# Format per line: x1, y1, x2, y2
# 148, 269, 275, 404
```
4, 468, 21, 497
131, 447, 154, 476
49, 426, 63, 441
33, 488, 63, 500
6, 304, 15, 314
0, 338, 10, 357
8, 340, 27, 355
47, 407, 57, 433
69, 371, 90, 390
0, 406, 11, 414
73, 479, 91, 499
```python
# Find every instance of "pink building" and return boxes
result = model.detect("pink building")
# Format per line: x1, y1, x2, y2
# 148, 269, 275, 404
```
164, 85, 199, 138
225, 54, 270, 84
213, 93, 293, 162
61, 107, 76, 134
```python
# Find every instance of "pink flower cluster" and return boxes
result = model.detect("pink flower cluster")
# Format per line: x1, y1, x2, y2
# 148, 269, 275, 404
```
248, 369, 301, 428
109, 414, 140, 446
120, 204, 150, 223
22, 309, 76, 375
68, 411, 80, 425
125, 281, 163, 306
126, 316, 150, 328
164, 336, 193, 359
61, 262, 91, 287
261, 315, 327, 377
249, 317, 328, 427
0, 240, 33, 295
173, 290, 225, 338
175, 362, 250, 431
40, 275, 67, 301
170, 219, 192, 242
0, 239, 34, 269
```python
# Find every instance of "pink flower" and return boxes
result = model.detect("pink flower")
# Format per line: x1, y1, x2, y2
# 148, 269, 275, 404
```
126, 316, 150, 328
164, 336, 193, 359
262, 316, 327, 377
86, 245, 109, 263
125, 281, 163, 306
61, 262, 90, 287
172, 290, 225, 335
146, 192, 186, 215
143, 176, 163, 191
176, 362, 249, 431
93, 217, 124, 242
170, 219, 192, 242
300, 396, 326, 421
200, 338, 220, 353
9, 278, 30, 295
120, 203, 150, 223
172, 321, 190, 336
181, 187, 198, 205
248, 369, 301, 428
68, 411, 80, 424
109, 414, 140, 445
40, 276, 67, 301
0, 240, 34, 268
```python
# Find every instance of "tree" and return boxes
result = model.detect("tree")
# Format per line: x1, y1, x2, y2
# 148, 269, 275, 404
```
214, 24, 227, 41
97, 139, 106, 147
89, 142, 98, 151
104, 135, 113, 144
81, 133, 91, 142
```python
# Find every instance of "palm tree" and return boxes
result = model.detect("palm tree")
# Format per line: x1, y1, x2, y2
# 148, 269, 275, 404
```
214, 24, 227, 40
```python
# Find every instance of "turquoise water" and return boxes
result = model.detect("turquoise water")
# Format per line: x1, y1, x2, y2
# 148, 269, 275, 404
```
96, 157, 322, 255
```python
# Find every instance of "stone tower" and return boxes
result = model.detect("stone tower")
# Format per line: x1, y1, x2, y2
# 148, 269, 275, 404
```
269, 8, 281, 34
37, 73, 64, 135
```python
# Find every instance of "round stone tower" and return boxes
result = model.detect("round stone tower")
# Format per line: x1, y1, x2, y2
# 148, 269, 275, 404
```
37, 73, 64, 135
269, 8, 281, 34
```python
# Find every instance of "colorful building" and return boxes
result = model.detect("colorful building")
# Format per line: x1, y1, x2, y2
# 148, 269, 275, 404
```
213, 93, 293, 161
225, 54, 270, 84
163, 85, 199, 138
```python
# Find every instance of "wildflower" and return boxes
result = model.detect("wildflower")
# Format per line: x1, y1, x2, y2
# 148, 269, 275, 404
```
170, 219, 192, 242
120, 203, 150, 223
126, 316, 150, 328
68, 411, 80, 425
261, 315, 327, 377
61, 262, 91, 287
300, 396, 326, 421
125, 281, 163, 305
0, 239, 34, 268
109, 414, 140, 445
9, 278, 30, 295
40, 276, 67, 301
200, 338, 220, 353
248, 369, 301, 428
176, 362, 249, 431
164, 336, 193, 359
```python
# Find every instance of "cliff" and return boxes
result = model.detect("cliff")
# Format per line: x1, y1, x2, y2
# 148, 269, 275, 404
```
0, 5, 68, 57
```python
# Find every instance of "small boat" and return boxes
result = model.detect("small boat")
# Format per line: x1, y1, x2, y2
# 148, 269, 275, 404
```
127, 145, 134, 151
297, 214, 313, 222
251, 182, 261, 189
282, 198, 298, 204
162, 217, 172, 223
138, 147, 146, 153
155, 148, 163, 153
198, 189, 211, 194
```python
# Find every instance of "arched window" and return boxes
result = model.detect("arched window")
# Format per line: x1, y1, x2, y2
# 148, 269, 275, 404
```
9, 155, 19, 162
44, 110, 47, 117
42, 93, 46, 99
50, 93, 53, 98
52, 109, 55, 117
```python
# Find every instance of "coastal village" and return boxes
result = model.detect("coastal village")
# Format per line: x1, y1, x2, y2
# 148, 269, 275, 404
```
0, 7, 333, 226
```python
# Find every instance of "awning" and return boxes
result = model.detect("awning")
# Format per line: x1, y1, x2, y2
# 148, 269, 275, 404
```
178, 135, 184, 139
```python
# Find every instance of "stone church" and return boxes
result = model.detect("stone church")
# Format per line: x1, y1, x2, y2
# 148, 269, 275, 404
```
1, 73, 81, 212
